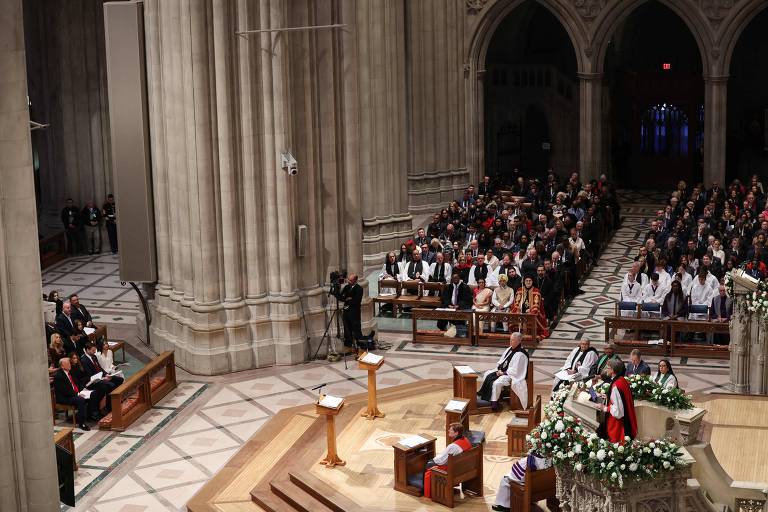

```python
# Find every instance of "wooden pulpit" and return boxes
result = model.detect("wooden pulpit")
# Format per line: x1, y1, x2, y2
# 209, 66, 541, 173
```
393, 434, 436, 496
316, 395, 346, 468
444, 398, 469, 445
358, 352, 385, 420
453, 365, 478, 414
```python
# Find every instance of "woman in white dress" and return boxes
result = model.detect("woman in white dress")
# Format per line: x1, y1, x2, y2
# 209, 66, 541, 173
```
95, 338, 117, 374
653, 359, 678, 389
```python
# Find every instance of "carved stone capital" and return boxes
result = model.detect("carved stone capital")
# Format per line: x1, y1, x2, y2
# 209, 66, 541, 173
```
573, 0, 607, 21
466, 0, 489, 14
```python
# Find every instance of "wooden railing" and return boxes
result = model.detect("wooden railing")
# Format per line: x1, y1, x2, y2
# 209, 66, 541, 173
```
605, 316, 730, 359
412, 308, 474, 346
99, 351, 177, 431
473, 311, 538, 348
53, 427, 77, 471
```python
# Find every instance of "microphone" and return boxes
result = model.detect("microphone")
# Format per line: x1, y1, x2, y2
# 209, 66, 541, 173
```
311, 383, 326, 391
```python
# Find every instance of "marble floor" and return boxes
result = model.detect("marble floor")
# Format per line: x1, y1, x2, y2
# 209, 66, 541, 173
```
45, 189, 733, 511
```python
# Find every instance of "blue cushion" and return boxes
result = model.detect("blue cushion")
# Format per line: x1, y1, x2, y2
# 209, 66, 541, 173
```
618, 301, 637, 311
407, 472, 424, 491
468, 430, 486, 446
689, 304, 708, 314
641, 303, 661, 312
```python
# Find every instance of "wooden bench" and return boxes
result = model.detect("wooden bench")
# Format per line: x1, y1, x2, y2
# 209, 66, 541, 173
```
604, 316, 669, 355
54, 427, 78, 471
99, 351, 177, 431
51, 387, 76, 427
430, 443, 484, 508
39, 231, 67, 270
474, 311, 538, 348
507, 395, 542, 457
510, 465, 559, 512
412, 308, 474, 346
374, 281, 445, 317
668, 320, 730, 359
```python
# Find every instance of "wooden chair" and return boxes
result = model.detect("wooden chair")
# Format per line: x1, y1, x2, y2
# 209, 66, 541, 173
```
51, 387, 77, 427
507, 395, 542, 457
509, 465, 559, 512
507, 361, 534, 411
430, 443, 484, 508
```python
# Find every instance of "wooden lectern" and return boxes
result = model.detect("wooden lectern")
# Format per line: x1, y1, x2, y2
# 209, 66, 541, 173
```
316, 395, 346, 468
453, 365, 478, 414
393, 434, 436, 496
358, 352, 385, 420
444, 398, 470, 445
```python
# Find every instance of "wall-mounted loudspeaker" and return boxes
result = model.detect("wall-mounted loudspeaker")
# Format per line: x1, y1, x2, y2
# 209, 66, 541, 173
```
296, 224, 308, 258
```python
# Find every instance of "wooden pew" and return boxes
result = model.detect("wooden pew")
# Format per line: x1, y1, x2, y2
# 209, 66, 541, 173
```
53, 427, 78, 471
509, 466, 560, 512
51, 387, 76, 427
412, 308, 474, 346
99, 351, 177, 431
372, 278, 401, 315
430, 443, 484, 508
393, 434, 436, 496
474, 311, 538, 348
603, 316, 669, 356
507, 395, 542, 457
668, 320, 730, 359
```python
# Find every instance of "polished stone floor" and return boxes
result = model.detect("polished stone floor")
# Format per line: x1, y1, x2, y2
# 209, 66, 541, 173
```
47, 190, 731, 511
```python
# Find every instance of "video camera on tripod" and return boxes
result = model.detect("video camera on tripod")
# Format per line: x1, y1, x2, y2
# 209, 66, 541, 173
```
329, 269, 347, 297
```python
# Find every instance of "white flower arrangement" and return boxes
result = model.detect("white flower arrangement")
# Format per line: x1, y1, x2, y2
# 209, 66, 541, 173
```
527, 382, 686, 488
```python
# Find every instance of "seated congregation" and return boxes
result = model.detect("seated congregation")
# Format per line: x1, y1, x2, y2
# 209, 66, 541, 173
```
377, 171, 620, 342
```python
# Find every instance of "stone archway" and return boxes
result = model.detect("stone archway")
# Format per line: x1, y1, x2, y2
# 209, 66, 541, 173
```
465, 0, 587, 184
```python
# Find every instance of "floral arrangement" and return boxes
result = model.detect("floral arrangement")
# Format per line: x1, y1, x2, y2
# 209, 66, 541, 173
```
526, 386, 686, 488
724, 271, 768, 318
594, 375, 693, 410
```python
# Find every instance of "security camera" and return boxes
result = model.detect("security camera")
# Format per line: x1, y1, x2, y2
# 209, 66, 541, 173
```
281, 151, 298, 176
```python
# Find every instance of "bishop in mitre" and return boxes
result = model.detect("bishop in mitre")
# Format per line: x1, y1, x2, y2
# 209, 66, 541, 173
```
478, 332, 529, 411
552, 338, 598, 392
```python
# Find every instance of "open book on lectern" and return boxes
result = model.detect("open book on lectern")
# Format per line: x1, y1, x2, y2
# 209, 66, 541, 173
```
318, 394, 344, 409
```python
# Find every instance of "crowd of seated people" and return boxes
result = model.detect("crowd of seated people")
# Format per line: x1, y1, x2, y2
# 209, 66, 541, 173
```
379, 171, 621, 330
618, 176, 767, 337
45, 292, 123, 431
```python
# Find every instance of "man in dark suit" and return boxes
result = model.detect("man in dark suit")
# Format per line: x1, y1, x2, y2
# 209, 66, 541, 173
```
82, 342, 123, 392
55, 301, 83, 354
339, 273, 364, 347
70, 294, 94, 327
535, 265, 556, 323
437, 272, 473, 331
52, 358, 91, 430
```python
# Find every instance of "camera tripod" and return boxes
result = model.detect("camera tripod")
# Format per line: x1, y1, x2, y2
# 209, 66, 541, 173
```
312, 289, 355, 369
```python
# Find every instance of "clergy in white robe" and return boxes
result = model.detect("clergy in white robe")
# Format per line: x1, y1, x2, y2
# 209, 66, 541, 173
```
494, 453, 552, 510
552, 339, 599, 390
622, 263, 649, 288
641, 274, 666, 316
427, 254, 452, 285
619, 273, 643, 316
400, 251, 430, 295
479, 332, 529, 411
654, 266, 672, 292
468, 261, 499, 287
687, 271, 716, 320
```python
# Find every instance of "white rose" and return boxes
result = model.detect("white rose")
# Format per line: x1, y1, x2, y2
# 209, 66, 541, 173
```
620, 464, 626, 470
590, 452, 596, 459
649, 442, 656, 449
653, 448, 663, 457
541, 431, 548, 440
617, 445, 625, 453
575, 463, 583, 471
574, 444, 582, 454
611, 472, 618, 479
663, 461, 671, 469
629, 463, 638, 472
597, 449, 606, 461
555, 420, 565, 432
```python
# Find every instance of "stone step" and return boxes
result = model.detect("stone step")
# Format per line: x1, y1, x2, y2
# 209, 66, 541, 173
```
270, 479, 334, 512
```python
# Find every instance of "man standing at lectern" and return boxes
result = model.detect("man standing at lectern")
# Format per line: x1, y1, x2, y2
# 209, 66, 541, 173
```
478, 332, 529, 412
599, 359, 637, 443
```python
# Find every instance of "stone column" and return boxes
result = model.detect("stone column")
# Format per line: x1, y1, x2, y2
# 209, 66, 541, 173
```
0, 0, 59, 509
703, 75, 728, 186
578, 72, 603, 182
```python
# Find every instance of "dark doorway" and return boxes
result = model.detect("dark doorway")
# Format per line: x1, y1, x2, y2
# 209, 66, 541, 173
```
484, 1, 578, 184
605, 1, 704, 189
727, 8, 768, 184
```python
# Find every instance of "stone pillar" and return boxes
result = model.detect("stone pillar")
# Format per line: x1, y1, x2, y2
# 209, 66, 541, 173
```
729, 295, 751, 394
703, 75, 728, 186
406, 0, 468, 214
578, 72, 603, 182
0, 0, 60, 509
356, 0, 412, 267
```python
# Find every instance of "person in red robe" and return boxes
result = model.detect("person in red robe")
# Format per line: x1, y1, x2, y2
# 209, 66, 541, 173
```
423, 422, 473, 499
600, 359, 638, 443
511, 276, 549, 340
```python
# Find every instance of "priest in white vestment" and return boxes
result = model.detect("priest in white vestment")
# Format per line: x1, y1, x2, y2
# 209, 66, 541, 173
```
479, 332, 529, 411
687, 269, 716, 320
552, 338, 599, 391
